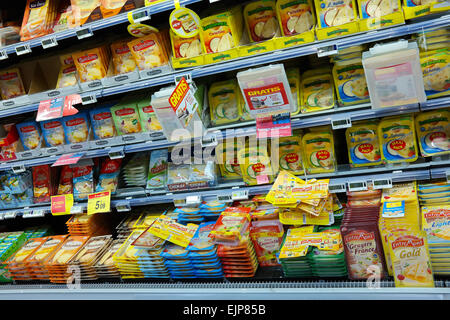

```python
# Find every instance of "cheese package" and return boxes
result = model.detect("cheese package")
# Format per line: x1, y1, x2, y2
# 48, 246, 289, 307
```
422, 205, 450, 244
110, 103, 142, 135
215, 139, 243, 179
378, 115, 418, 163
276, 0, 315, 36
250, 219, 284, 266
274, 133, 304, 175
89, 105, 117, 140
243, 0, 280, 43
41, 119, 66, 147
137, 98, 163, 134
57, 165, 73, 195
62, 111, 90, 144
170, 30, 202, 59
71, 0, 101, 26
32, 165, 53, 203
286, 68, 301, 115
332, 57, 369, 106
16, 121, 42, 150
302, 129, 336, 174
301, 70, 335, 113
238, 144, 275, 185
73, 165, 94, 201
387, 228, 434, 287
20, 0, 57, 41
128, 33, 170, 71
415, 110, 450, 157
46, 235, 89, 266
95, 158, 122, 194
420, 48, 450, 99
6, 237, 46, 269
52, 0, 77, 33
200, 7, 243, 53
315, 0, 358, 28
73, 47, 109, 82
210, 207, 251, 246
0, 68, 26, 100
358, 0, 401, 19
209, 80, 243, 125
110, 40, 137, 75
56, 54, 78, 88
146, 149, 168, 190
346, 121, 382, 167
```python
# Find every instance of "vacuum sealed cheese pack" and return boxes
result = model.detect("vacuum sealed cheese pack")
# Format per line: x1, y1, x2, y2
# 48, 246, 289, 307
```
56, 54, 78, 88
40, 119, 66, 147
286, 68, 301, 115
358, 0, 400, 19
215, 139, 243, 179
302, 128, 336, 174
315, 0, 358, 28
274, 134, 304, 175
415, 110, 450, 157
244, 0, 280, 43
128, 33, 169, 71
378, 115, 418, 163
238, 145, 274, 185
89, 105, 117, 140
301, 70, 335, 113
16, 121, 42, 150
209, 80, 243, 125
110, 40, 137, 75
57, 165, 73, 195
276, 0, 315, 36
62, 111, 90, 144
346, 121, 382, 167
332, 57, 369, 106
110, 103, 142, 135
420, 48, 449, 99
20, 0, 57, 41
170, 30, 202, 59
0, 68, 26, 100
73, 47, 109, 82
95, 158, 122, 194
73, 165, 94, 201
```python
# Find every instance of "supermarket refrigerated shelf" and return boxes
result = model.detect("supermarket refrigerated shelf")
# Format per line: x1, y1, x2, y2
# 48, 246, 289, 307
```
0, 281, 447, 300
0, 0, 203, 57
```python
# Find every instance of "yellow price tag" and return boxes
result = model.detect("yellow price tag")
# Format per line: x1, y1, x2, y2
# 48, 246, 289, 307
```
51, 194, 73, 216
386, 202, 402, 208
87, 191, 111, 215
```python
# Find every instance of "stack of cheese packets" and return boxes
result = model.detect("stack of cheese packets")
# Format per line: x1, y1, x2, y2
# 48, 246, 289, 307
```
25, 235, 69, 281
187, 221, 223, 278
199, 201, 227, 220
175, 207, 204, 225
379, 182, 434, 287
249, 219, 284, 267
418, 181, 450, 207
68, 235, 112, 281
161, 244, 196, 279
94, 239, 125, 279
5, 237, 47, 281
0, 232, 29, 283
210, 207, 252, 246
66, 214, 111, 236
45, 235, 90, 284
121, 153, 149, 188
266, 171, 334, 226
116, 213, 142, 239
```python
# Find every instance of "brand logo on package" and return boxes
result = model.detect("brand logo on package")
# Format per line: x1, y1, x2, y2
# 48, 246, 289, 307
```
391, 236, 424, 250
0, 72, 18, 80
133, 40, 155, 51
66, 118, 85, 126
43, 121, 62, 129
115, 108, 135, 116
20, 125, 36, 133
78, 54, 98, 64
424, 209, 450, 219
30, 0, 46, 8
115, 46, 130, 54
93, 112, 112, 120
345, 231, 375, 242
63, 66, 77, 74
143, 106, 154, 113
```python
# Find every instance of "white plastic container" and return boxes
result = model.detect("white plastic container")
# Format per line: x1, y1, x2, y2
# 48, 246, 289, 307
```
362, 40, 426, 109
237, 64, 294, 117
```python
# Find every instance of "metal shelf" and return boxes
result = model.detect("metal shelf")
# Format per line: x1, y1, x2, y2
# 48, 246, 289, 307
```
0, 281, 447, 300
0, 0, 202, 56
420, 96, 450, 111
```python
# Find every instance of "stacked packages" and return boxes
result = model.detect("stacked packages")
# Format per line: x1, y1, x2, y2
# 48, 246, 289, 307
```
93, 239, 125, 279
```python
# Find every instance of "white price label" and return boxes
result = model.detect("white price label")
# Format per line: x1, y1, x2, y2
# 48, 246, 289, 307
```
186, 195, 201, 206
328, 183, 346, 193
201, 134, 218, 147
76, 27, 93, 40
174, 73, 192, 84
132, 9, 150, 23
317, 45, 338, 57
23, 209, 45, 218
373, 178, 392, 190
347, 180, 368, 192
217, 194, 232, 202
11, 164, 26, 174
4, 211, 17, 219
108, 147, 125, 160
41, 37, 58, 49
331, 117, 352, 130
115, 202, 131, 212
231, 190, 249, 201
0, 50, 8, 60
15, 43, 31, 55
70, 205, 84, 214
81, 95, 97, 105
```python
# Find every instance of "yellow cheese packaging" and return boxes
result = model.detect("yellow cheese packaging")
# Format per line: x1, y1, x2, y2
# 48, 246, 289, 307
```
378, 115, 418, 164
301, 69, 335, 113
110, 39, 137, 75
415, 110, 450, 157
200, 7, 243, 54
286, 68, 301, 115
0, 68, 26, 100
244, 0, 280, 43
73, 47, 109, 82
302, 128, 336, 174
420, 48, 449, 99
332, 57, 369, 106
128, 33, 170, 71
170, 30, 203, 59
215, 139, 243, 179
56, 54, 78, 88
276, 0, 315, 37
238, 144, 275, 185
402, 0, 434, 20
208, 79, 243, 126
346, 121, 382, 167
357, 0, 404, 31
314, 0, 359, 40
272, 133, 304, 175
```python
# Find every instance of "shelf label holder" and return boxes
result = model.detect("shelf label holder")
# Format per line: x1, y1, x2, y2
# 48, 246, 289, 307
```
331, 116, 352, 130
317, 44, 338, 57
76, 27, 93, 40
186, 195, 201, 206
11, 163, 26, 174
130, 8, 151, 23
373, 178, 392, 190
328, 183, 346, 193
0, 50, 8, 60
70, 204, 84, 215
446, 170, 450, 184
4, 211, 17, 219
115, 201, 131, 212
81, 93, 98, 105
108, 146, 125, 160
231, 189, 249, 201
41, 36, 58, 49
174, 72, 193, 84
15, 43, 31, 56
217, 194, 232, 202
347, 180, 368, 192
201, 133, 218, 148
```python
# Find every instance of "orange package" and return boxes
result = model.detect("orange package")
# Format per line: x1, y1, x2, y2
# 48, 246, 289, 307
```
5, 237, 47, 280
71, 0, 101, 26
128, 33, 169, 71
110, 40, 137, 75
20, 0, 58, 41
73, 47, 109, 82
249, 220, 284, 266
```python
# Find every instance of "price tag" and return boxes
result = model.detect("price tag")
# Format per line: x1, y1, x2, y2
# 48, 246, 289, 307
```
347, 180, 368, 192
186, 195, 201, 206
76, 27, 93, 40
201, 134, 218, 147
108, 147, 125, 160
331, 117, 352, 130
131, 8, 150, 23
115, 202, 131, 212
231, 189, 249, 201
4, 211, 17, 219
15, 43, 31, 55
51, 194, 74, 215
0, 50, 8, 60
23, 209, 46, 218
328, 183, 347, 193
11, 164, 26, 174
317, 44, 338, 57
41, 36, 58, 49
81, 94, 97, 105
217, 194, 232, 202
174, 73, 192, 84
373, 178, 392, 190
70, 205, 84, 214
87, 191, 111, 215
32, 209, 46, 217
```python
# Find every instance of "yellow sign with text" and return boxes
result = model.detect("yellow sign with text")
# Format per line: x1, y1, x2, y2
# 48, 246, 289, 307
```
87, 191, 111, 215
